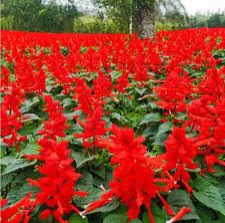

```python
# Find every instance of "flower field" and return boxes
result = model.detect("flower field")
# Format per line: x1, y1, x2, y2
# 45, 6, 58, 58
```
1, 28, 225, 223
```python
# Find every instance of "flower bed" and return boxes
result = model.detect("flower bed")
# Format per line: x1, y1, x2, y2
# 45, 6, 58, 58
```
1, 28, 225, 223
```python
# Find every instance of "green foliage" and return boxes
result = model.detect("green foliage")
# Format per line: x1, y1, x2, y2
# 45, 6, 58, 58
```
188, 12, 225, 28
103, 213, 127, 223
155, 21, 184, 32
74, 16, 119, 33
92, 0, 187, 33
139, 113, 162, 125
167, 190, 199, 220
0, 16, 13, 30
0, 0, 79, 32
193, 176, 225, 216
142, 202, 167, 223
69, 214, 89, 223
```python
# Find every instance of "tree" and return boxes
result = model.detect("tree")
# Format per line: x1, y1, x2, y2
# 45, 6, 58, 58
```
187, 11, 225, 28
38, 0, 79, 32
91, 0, 187, 38
208, 13, 222, 27
0, 0, 79, 32
1, 0, 42, 31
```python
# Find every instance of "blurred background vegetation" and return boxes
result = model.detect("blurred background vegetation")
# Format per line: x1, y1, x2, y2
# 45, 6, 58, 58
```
0, 0, 225, 35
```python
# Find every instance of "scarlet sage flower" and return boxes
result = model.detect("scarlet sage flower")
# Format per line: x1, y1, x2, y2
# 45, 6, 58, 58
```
0, 66, 10, 91
115, 71, 129, 93
84, 126, 190, 222
1, 85, 26, 149
73, 78, 96, 114
24, 139, 87, 223
74, 73, 110, 152
93, 71, 112, 100
83, 126, 158, 220
165, 127, 198, 192
0, 193, 35, 223
197, 68, 225, 100
154, 67, 192, 114
76, 106, 107, 152
13, 54, 46, 94
38, 95, 69, 140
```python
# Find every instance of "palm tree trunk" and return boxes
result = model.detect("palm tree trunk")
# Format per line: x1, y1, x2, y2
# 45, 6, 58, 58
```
133, 0, 156, 38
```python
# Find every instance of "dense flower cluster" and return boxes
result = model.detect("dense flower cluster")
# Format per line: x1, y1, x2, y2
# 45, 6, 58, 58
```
154, 67, 192, 113
1, 28, 225, 223
25, 139, 87, 223
38, 95, 69, 139
1, 85, 26, 150
84, 126, 192, 222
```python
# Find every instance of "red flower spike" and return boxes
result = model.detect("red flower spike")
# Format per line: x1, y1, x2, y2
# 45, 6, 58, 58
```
84, 126, 173, 221
25, 139, 87, 222
38, 95, 69, 139
165, 127, 198, 190
167, 207, 192, 223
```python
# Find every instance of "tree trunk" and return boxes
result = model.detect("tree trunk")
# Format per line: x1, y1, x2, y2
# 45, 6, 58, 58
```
133, 0, 155, 39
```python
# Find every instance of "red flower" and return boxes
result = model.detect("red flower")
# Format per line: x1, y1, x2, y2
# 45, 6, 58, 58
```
1, 85, 25, 149
0, 193, 36, 223
84, 126, 180, 222
167, 207, 192, 223
76, 106, 107, 152
38, 95, 69, 139
165, 127, 198, 191
154, 67, 192, 113
25, 139, 87, 222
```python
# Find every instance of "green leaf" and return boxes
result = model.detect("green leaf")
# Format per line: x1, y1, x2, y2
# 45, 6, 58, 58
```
73, 171, 103, 208
195, 203, 216, 223
64, 110, 82, 120
110, 71, 121, 81
139, 113, 162, 125
7, 182, 39, 204
142, 123, 158, 137
156, 122, 172, 137
1, 156, 17, 166
143, 202, 167, 223
175, 112, 187, 121
213, 165, 225, 177
73, 187, 103, 208
149, 102, 158, 109
193, 176, 225, 216
103, 213, 127, 223
19, 143, 40, 156
153, 133, 168, 146
0, 173, 14, 189
76, 171, 93, 190
1, 159, 36, 175
22, 113, 40, 122
17, 182, 40, 199
168, 190, 200, 220
152, 121, 172, 146
69, 214, 88, 223
20, 97, 40, 113
71, 150, 95, 169
219, 178, 225, 204
61, 98, 74, 108
87, 199, 120, 214
130, 220, 143, 223
91, 167, 106, 180
111, 112, 122, 121
135, 87, 147, 95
